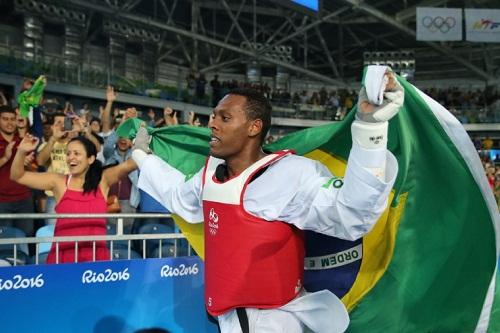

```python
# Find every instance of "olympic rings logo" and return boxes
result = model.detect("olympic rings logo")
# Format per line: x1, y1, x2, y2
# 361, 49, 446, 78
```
208, 208, 219, 236
209, 208, 218, 223
422, 16, 456, 33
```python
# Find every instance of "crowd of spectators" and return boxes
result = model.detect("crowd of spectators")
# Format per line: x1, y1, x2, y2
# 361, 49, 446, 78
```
0, 75, 499, 264
183, 73, 500, 123
424, 87, 500, 123
185, 75, 358, 121
0, 80, 201, 263
424, 87, 499, 110
480, 154, 500, 209
472, 136, 500, 208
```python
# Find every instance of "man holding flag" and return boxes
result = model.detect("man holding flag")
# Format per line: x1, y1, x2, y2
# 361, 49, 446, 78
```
129, 66, 403, 332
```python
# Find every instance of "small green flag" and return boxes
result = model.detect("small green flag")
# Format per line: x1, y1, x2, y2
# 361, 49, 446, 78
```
17, 76, 46, 118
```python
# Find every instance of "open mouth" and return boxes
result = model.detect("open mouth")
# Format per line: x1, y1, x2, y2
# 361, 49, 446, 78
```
209, 136, 220, 146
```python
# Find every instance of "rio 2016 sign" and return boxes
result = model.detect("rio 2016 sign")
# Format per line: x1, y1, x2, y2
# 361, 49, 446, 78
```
0, 257, 218, 333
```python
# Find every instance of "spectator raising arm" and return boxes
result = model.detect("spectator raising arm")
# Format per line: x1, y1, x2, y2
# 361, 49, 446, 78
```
187, 111, 195, 126
163, 106, 178, 126
11, 135, 62, 195
103, 107, 137, 160
36, 121, 66, 166
74, 116, 101, 152
0, 91, 7, 106
63, 101, 74, 116
101, 86, 116, 134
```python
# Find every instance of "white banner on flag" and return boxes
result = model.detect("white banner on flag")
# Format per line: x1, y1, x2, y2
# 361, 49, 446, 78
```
465, 9, 500, 43
416, 7, 462, 41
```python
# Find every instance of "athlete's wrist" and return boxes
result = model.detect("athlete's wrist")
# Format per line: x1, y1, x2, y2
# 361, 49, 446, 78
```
351, 120, 388, 150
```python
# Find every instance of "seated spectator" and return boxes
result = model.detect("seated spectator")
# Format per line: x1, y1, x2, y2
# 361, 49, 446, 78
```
281, 90, 291, 105
344, 92, 354, 111
309, 92, 320, 106
319, 87, 328, 105
186, 72, 196, 103
327, 91, 340, 109
482, 136, 494, 150
486, 165, 495, 191
210, 75, 222, 107
145, 109, 157, 128
194, 73, 207, 105
11, 134, 137, 264
299, 90, 308, 104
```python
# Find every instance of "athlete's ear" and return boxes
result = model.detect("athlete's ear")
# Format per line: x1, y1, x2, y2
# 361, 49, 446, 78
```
248, 118, 263, 139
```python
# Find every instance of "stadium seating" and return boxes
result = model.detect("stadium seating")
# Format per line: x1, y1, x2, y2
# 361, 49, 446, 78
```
0, 226, 29, 262
35, 225, 55, 254
106, 223, 129, 250
137, 223, 174, 258
111, 248, 142, 260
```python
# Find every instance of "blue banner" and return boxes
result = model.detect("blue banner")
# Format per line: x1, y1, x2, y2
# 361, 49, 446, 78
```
291, 0, 319, 11
0, 257, 218, 333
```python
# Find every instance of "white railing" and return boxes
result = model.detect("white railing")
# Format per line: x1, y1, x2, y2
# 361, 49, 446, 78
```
0, 213, 193, 266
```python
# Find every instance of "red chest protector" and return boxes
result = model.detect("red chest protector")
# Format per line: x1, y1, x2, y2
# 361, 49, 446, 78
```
202, 151, 305, 316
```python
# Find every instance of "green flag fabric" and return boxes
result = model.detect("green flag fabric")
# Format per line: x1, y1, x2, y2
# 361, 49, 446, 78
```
117, 75, 499, 332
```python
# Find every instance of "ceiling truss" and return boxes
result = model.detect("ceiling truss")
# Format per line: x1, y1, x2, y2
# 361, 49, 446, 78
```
62, 0, 498, 85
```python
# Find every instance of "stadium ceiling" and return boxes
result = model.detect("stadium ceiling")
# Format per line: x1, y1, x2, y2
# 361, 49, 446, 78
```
7, 0, 500, 85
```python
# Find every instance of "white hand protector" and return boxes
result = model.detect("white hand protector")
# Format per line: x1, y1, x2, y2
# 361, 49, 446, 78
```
356, 81, 404, 123
352, 67, 404, 152
364, 65, 389, 105
133, 126, 151, 153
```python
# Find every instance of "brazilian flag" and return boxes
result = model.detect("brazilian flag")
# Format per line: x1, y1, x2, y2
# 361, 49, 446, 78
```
117, 75, 499, 332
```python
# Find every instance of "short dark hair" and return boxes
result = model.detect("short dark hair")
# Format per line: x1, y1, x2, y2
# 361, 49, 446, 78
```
228, 88, 272, 144
52, 112, 66, 119
49, 112, 66, 125
0, 105, 15, 115
90, 117, 102, 125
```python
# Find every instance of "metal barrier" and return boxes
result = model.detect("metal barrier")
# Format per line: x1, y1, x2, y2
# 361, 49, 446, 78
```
0, 213, 193, 266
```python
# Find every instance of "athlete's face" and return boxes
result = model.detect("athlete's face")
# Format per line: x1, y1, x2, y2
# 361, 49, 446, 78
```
208, 94, 254, 160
